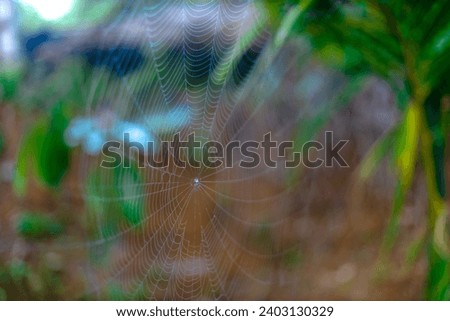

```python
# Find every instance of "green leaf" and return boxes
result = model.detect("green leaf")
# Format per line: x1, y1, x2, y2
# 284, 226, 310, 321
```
13, 119, 47, 197
405, 232, 426, 266
86, 165, 144, 240
376, 103, 421, 266
418, 1, 450, 47
377, 181, 407, 270
13, 103, 72, 193
38, 132, 70, 187
424, 90, 446, 198
305, 1, 403, 78
16, 212, 64, 240
0, 63, 23, 100
393, 103, 420, 189
272, 1, 314, 49
262, 0, 301, 28
427, 243, 450, 300
358, 127, 396, 181
37, 104, 71, 187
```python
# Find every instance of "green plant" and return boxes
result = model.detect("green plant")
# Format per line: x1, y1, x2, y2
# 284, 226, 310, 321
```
16, 212, 64, 240
266, 0, 449, 299
14, 103, 72, 195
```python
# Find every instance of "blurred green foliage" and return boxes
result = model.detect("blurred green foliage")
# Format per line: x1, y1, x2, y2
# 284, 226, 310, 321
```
38, 104, 71, 187
0, 64, 23, 101
0, 259, 65, 300
17, 212, 64, 240
265, 0, 450, 299
282, 247, 302, 269
13, 103, 71, 195
86, 165, 144, 241
2, 0, 448, 300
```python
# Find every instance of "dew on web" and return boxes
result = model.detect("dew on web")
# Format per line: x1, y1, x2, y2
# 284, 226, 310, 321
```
68, 0, 325, 300
192, 177, 200, 191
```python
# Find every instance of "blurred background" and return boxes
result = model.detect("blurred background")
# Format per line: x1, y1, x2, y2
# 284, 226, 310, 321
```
0, 0, 449, 300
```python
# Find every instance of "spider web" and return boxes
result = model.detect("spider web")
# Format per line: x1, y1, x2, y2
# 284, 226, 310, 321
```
76, 0, 310, 300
